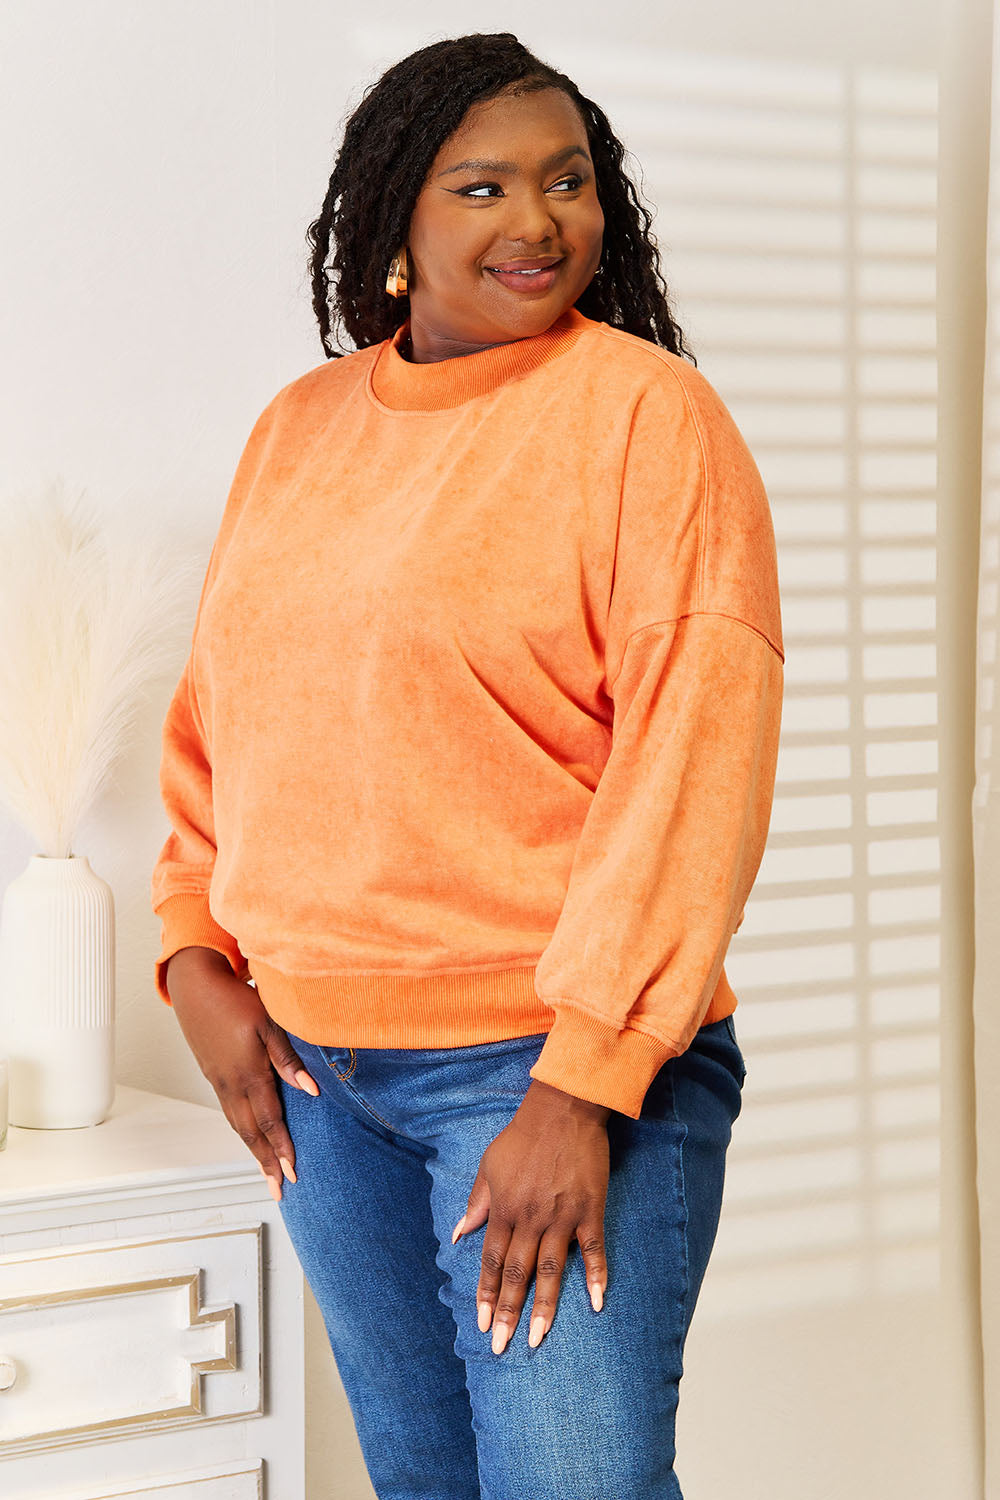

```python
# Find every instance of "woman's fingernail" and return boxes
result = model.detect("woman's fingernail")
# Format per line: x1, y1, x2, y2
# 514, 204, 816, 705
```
266, 1175, 282, 1202
478, 1300, 492, 1332
590, 1282, 604, 1312
492, 1322, 511, 1355
528, 1316, 546, 1348
296, 1071, 320, 1096
451, 1215, 466, 1244
279, 1156, 297, 1184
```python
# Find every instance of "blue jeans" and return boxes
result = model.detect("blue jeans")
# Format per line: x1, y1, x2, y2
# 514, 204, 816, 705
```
275, 1013, 746, 1500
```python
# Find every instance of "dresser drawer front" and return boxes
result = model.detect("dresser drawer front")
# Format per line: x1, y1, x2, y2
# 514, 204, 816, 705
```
25, 1457, 264, 1499
0, 1226, 262, 1451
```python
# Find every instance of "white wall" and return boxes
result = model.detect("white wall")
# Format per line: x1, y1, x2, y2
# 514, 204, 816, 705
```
0, 2, 988, 1496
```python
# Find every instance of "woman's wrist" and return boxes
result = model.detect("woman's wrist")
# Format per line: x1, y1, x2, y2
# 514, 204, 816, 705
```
165, 946, 233, 1000
522, 1077, 613, 1125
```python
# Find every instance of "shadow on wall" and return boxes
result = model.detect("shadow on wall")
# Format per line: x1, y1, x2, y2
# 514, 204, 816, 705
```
615, 50, 941, 1319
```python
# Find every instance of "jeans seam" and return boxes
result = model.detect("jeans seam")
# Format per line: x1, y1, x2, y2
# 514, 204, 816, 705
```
341, 1081, 422, 1141
669, 1066, 692, 1355
338, 1064, 425, 1142
334, 1046, 358, 1081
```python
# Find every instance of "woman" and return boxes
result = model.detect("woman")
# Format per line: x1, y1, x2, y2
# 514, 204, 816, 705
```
152, 31, 783, 1500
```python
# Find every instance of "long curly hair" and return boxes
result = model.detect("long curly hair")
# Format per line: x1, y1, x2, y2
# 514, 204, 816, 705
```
306, 32, 696, 366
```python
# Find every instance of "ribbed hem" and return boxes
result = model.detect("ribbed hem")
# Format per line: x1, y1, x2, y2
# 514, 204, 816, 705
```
248, 957, 553, 1046
153, 891, 250, 1005
247, 954, 737, 1120
367, 304, 594, 412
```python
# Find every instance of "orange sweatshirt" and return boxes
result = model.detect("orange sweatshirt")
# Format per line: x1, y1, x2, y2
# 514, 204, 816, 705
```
150, 304, 783, 1119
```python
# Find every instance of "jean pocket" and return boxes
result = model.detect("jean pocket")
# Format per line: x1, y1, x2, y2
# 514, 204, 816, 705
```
317, 1044, 357, 1079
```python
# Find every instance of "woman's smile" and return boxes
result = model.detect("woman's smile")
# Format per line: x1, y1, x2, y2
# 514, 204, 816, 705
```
484, 259, 564, 293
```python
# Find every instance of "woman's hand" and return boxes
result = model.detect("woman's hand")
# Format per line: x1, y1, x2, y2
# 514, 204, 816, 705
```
452, 1079, 612, 1353
164, 946, 320, 1199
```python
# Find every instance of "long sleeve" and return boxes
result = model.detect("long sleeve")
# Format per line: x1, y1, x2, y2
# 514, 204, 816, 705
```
150, 387, 286, 1005
150, 646, 251, 1004
529, 611, 783, 1118
528, 353, 785, 1119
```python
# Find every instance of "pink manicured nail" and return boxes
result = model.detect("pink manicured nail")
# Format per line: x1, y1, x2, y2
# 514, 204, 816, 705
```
266, 1175, 282, 1202
492, 1322, 511, 1355
590, 1282, 604, 1312
451, 1215, 466, 1244
296, 1070, 320, 1096
528, 1316, 546, 1348
279, 1156, 297, 1184
478, 1301, 492, 1332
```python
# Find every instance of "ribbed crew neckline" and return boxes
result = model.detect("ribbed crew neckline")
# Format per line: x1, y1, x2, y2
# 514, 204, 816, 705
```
366, 304, 594, 412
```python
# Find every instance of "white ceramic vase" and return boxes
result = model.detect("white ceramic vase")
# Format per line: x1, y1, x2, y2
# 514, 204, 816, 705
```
0, 853, 115, 1128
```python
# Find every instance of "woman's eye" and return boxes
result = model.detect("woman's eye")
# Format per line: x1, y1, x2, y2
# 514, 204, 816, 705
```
458, 175, 584, 199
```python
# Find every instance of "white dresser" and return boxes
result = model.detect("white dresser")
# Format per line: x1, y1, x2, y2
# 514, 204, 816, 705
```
0, 1085, 306, 1499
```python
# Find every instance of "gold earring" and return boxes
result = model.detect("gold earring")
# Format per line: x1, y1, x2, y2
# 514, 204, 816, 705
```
385, 245, 409, 297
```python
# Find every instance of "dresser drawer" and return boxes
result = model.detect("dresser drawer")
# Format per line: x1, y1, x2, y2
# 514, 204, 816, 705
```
35, 1457, 263, 1498
0, 1225, 262, 1453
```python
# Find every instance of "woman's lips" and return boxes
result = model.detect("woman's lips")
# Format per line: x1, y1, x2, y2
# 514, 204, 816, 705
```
486, 260, 563, 293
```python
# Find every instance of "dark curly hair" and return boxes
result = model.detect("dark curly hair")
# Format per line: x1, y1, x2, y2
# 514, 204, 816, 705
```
306, 32, 696, 366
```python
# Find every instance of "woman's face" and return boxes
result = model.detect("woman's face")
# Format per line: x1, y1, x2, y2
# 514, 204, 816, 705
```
403, 86, 605, 357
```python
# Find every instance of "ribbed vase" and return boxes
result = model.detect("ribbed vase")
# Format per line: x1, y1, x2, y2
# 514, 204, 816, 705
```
0, 853, 115, 1128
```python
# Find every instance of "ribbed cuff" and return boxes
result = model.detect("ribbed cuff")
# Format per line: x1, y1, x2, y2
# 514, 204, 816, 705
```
153, 891, 249, 1005
527, 1005, 681, 1120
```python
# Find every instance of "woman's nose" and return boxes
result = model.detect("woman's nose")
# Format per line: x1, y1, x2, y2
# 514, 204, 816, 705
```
503, 198, 560, 243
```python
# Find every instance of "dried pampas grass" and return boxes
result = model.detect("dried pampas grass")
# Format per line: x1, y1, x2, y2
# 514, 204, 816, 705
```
0, 478, 205, 856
